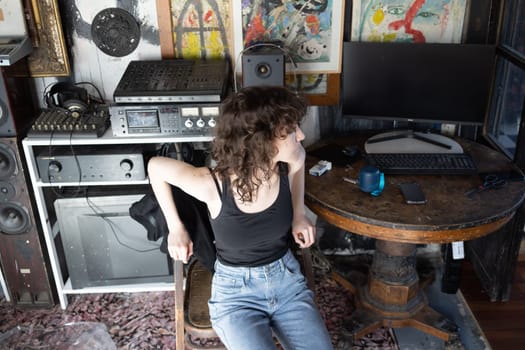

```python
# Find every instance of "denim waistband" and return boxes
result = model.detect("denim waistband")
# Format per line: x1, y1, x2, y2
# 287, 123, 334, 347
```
214, 249, 294, 279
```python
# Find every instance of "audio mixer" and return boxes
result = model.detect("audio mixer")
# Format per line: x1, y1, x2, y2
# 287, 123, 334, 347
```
113, 59, 230, 103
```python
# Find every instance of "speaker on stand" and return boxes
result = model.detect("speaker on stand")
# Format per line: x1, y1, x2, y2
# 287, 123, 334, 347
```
0, 67, 56, 306
242, 47, 285, 88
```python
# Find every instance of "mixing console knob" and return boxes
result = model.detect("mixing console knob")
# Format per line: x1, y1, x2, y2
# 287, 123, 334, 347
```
208, 118, 216, 128
120, 159, 134, 171
48, 161, 62, 174
184, 119, 194, 128
196, 118, 206, 128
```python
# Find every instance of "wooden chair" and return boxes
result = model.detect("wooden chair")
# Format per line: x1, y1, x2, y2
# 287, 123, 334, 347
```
173, 248, 316, 350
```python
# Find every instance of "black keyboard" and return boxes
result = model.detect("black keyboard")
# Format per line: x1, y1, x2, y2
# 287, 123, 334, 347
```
366, 153, 477, 175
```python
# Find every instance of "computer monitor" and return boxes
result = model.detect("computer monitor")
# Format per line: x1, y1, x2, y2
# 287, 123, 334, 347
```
342, 41, 496, 126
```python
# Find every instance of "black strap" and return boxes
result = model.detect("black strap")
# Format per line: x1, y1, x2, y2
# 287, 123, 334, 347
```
278, 161, 289, 175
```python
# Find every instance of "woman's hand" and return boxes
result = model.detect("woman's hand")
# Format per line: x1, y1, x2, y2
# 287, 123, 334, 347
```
167, 225, 194, 264
292, 214, 316, 248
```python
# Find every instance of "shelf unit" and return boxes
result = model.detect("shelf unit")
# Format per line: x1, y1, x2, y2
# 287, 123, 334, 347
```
0, 266, 10, 302
22, 129, 213, 309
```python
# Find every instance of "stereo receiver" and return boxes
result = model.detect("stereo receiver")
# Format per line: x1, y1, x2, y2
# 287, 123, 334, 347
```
36, 147, 146, 183
109, 103, 219, 137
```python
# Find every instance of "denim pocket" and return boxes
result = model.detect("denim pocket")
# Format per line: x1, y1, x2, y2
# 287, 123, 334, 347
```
283, 255, 302, 276
212, 273, 242, 296
282, 256, 309, 297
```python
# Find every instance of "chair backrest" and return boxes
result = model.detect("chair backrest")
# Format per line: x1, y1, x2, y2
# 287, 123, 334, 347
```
173, 260, 185, 350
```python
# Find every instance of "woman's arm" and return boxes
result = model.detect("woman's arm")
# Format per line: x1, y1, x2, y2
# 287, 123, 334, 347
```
288, 148, 316, 248
148, 156, 216, 262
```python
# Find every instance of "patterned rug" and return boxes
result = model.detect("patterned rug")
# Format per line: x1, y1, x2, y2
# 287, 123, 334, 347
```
0, 266, 398, 349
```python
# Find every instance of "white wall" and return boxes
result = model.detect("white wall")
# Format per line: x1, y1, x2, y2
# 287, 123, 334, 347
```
34, 0, 162, 104
302, 106, 321, 147
69, 1, 161, 100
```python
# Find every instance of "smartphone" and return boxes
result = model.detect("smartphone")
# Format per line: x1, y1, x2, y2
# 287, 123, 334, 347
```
399, 182, 427, 204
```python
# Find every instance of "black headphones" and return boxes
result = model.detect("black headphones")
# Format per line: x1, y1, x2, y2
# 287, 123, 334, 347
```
45, 82, 90, 117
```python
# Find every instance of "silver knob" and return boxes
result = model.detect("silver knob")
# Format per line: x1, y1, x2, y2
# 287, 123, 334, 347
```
120, 159, 133, 171
48, 161, 62, 174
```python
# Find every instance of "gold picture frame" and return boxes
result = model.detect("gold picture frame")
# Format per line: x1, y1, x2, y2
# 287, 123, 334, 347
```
24, 0, 70, 77
303, 74, 340, 106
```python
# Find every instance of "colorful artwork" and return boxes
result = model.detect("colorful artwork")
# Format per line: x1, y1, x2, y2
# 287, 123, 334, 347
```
170, 0, 232, 59
287, 74, 328, 94
352, 0, 467, 43
232, 0, 345, 74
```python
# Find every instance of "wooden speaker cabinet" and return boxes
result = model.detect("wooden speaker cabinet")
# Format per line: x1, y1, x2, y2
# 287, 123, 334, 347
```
0, 137, 56, 306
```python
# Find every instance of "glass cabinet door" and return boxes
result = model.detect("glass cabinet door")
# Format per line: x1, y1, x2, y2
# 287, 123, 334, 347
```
485, 0, 525, 159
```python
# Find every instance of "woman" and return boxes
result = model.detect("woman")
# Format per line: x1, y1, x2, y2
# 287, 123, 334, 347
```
148, 86, 332, 349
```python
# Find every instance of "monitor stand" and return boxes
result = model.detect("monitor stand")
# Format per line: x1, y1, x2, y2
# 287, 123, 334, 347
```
365, 130, 464, 154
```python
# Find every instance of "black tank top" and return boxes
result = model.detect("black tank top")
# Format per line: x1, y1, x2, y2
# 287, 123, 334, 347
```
210, 170, 293, 267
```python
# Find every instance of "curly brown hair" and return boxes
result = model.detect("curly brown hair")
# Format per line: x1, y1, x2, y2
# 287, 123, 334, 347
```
212, 86, 307, 202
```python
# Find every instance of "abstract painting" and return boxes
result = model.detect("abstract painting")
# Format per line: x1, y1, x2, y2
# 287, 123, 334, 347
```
351, 0, 467, 43
169, 0, 232, 59
232, 0, 345, 74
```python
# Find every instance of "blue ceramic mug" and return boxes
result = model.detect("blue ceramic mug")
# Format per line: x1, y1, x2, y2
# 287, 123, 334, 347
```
359, 165, 385, 196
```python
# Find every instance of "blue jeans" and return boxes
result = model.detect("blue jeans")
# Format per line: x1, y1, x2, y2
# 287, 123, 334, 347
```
208, 250, 333, 350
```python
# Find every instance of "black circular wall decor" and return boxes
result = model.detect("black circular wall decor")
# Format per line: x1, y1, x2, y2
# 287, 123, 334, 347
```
91, 8, 141, 57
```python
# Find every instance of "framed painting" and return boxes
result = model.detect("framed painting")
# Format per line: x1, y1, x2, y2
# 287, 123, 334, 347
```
351, 0, 468, 43
232, 0, 346, 74
24, 0, 70, 77
287, 73, 340, 105
157, 0, 233, 60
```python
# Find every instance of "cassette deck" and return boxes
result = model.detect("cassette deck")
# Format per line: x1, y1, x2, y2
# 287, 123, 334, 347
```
109, 103, 219, 137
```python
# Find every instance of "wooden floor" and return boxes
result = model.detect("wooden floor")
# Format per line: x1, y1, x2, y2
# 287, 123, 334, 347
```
460, 253, 525, 350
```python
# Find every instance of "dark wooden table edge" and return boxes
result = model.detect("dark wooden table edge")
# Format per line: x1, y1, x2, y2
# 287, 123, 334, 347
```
306, 198, 517, 244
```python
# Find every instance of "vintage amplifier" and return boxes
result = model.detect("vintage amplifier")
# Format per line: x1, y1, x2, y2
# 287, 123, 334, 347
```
35, 146, 146, 183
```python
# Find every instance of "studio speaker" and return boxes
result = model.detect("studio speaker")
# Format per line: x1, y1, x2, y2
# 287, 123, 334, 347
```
242, 48, 285, 87
0, 67, 37, 137
0, 137, 56, 306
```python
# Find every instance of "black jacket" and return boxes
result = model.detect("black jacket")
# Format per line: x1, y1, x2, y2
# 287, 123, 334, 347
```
129, 187, 216, 272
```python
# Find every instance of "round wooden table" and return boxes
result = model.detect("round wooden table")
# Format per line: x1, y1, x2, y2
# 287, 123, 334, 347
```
305, 134, 525, 344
